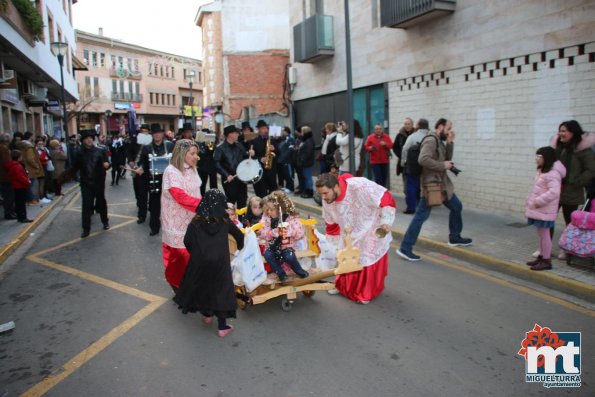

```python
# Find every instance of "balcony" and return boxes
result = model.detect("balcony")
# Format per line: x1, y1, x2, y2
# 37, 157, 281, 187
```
109, 67, 142, 80
381, 0, 456, 29
293, 14, 334, 63
111, 92, 143, 102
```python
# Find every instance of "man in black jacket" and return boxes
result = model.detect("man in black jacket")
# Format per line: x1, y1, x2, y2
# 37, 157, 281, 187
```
251, 119, 278, 197
135, 123, 174, 236
69, 129, 110, 238
214, 125, 254, 208
196, 129, 218, 196
127, 124, 151, 223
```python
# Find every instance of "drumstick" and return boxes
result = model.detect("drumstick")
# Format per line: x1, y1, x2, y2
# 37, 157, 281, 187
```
223, 175, 236, 184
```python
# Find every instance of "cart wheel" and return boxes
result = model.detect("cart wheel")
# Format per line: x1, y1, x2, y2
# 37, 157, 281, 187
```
302, 290, 315, 298
281, 298, 294, 312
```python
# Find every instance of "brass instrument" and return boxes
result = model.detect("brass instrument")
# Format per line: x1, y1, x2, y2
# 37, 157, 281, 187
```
263, 137, 275, 170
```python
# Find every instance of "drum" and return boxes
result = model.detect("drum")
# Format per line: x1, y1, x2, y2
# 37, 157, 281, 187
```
149, 154, 172, 176
236, 159, 263, 184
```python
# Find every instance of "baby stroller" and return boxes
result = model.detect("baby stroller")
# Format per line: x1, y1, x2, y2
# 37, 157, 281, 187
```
558, 200, 595, 269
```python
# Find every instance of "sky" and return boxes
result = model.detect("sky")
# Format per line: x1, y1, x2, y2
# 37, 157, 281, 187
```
73, 0, 212, 59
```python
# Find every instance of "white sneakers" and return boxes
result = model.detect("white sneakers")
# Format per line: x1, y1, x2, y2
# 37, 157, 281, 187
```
327, 288, 340, 295
40, 197, 52, 204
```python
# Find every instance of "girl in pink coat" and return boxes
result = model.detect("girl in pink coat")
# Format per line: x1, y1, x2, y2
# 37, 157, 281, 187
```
525, 147, 566, 271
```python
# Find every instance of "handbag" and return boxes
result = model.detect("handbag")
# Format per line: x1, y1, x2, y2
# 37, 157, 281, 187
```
46, 160, 55, 172
571, 200, 594, 230
423, 182, 445, 207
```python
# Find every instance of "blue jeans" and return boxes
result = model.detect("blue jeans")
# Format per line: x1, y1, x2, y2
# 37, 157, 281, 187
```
264, 247, 306, 277
371, 164, 388, 187
400, 193, 464, 253
405, 174, 420, 211
302, 167, 313, 190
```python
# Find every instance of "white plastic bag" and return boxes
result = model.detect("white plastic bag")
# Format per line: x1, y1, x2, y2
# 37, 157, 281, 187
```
314, 230, 337, 271
232, 231, 266, 292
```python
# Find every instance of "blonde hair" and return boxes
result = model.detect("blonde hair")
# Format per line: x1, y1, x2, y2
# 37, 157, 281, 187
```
324, 122, 337, 133
262, 190, 298, 217
171, 139, 198, 172
49, 139, 61, 149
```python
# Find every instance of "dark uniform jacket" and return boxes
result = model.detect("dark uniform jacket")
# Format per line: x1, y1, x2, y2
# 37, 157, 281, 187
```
71, 145, 109, 188
213, 141, 248, 178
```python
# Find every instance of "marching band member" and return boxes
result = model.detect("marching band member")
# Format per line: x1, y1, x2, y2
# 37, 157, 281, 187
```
251, 119, 278, 197
136, 123, 174, 236
196, 129, 218, 196
213, 125, 254, 209
127, 124, 151, 223
180, 122, 194, 141
160, 139, 202, 291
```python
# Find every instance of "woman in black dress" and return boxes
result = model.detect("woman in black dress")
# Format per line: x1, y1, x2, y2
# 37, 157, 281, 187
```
174, 189, 244, 337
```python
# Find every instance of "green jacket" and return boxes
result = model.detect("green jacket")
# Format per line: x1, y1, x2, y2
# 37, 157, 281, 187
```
552, 133, 595, 206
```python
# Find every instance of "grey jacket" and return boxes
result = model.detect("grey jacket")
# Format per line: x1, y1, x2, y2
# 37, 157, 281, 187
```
418, 131, 455, 200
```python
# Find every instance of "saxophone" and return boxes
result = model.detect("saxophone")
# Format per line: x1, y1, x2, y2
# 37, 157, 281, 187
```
263, 137, 275, 170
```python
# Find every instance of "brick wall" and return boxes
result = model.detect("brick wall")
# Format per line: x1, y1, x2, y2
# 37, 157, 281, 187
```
226, 52, 289, 118
389, 42, 595, 214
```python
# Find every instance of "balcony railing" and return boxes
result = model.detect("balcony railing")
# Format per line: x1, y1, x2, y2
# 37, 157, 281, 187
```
111, 92, 143, 102
293, 14, 334, 63
109, 67, 142, 80
381, 0, 456, 29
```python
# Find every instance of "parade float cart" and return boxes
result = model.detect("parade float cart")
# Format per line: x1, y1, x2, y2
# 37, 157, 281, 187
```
230, 222, 361, 312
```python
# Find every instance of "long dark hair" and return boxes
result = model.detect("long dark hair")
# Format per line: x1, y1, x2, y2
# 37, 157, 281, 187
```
557, 120, 583, 149
353, 120, 364, 138
536, 146, 556, 173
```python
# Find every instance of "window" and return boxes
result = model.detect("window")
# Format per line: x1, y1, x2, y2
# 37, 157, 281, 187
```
93, 77, 99, 97
112, 79, 117, 93
83, 50, 89, 65
161, 93, 165, 104
198, 71, 202, 83
171, 67, 175, 79
150, 92, 154, 104
134, 59, 139, 72
47, 10, 54, 42
172, 96, 176, 106
127, 58, 132, 71
111, 55, 116, 68
155, 93, 159, 105
100, 53, 105, 67
128, 81, 133, 94
135, 82, 139, 94
183, 68, 186, 79
165, 67, 169, 78
91, 51, 97, 67
160, 65, 164, 77
84, 76, 91, 94
119, 80, 124, 94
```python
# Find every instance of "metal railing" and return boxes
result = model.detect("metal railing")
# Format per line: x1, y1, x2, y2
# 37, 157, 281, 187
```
381, 0, 456, 28
293, 14, 334, 63
111, 92, 143, 102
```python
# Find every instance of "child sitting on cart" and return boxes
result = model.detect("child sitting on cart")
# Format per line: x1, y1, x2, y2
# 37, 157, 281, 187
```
261, 191, 309, 282
226, 202, 243, 228
241, 195, 263, 227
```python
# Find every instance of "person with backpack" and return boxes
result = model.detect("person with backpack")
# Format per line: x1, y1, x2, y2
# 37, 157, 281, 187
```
396, 118, 473, 261
400, 118, 430, 214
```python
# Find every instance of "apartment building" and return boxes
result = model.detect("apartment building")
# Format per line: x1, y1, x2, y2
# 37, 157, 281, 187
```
75, 30, 202, 135
0, 0, 81, 137
196, 0, 291, 131
289, 0, 595, 214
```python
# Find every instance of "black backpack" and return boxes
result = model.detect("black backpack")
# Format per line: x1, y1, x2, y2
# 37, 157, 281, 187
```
405, 135, 437, 176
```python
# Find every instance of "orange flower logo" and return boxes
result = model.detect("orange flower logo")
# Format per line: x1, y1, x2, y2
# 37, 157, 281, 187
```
518, 324, 566, 367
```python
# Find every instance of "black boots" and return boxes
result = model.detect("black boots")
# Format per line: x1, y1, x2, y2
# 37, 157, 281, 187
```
300, 189, 313, 198
526, 255, 542, 267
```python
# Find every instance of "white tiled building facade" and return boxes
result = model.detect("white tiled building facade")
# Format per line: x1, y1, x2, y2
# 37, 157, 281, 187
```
289, 0, 595, 214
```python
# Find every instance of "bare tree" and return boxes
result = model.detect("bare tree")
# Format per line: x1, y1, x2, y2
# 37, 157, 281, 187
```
67, 85, 101, 131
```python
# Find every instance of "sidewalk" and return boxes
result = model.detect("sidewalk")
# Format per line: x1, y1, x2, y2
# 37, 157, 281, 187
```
0, 182, 78, 264
289, 191, 595, 302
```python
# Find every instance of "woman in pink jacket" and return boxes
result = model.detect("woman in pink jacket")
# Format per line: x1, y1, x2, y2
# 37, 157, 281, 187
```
525, 147, 566, 271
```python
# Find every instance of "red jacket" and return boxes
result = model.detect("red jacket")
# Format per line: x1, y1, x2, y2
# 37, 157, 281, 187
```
7, 160, 31, 189
365, 133, 393, 164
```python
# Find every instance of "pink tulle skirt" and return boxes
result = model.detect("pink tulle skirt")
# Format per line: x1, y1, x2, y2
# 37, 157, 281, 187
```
162, 243, 190, 289
335, 253, 388, 302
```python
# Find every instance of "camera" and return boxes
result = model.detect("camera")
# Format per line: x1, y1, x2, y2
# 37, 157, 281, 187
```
450, 165, 462, 176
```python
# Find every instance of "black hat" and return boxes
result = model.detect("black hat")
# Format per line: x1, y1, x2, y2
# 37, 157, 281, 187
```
256, 119, 268, 128
241, 121, 253, 131
150, 123, 164, 134
223, 125, 239, 135
79, 129, 97, 139
182, 123, 193, 131
139, 124, 150, 131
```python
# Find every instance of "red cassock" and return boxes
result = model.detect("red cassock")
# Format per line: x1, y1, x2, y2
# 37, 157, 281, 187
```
325, 174, 396, 302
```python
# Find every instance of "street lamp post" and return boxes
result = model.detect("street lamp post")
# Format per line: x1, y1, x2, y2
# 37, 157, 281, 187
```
50, 42, 69, 138
186, 70, 196, 134
343, 1, 355, 175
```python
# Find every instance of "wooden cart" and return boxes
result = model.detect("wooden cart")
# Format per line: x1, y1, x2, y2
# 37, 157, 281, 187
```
231, 223, 361, 312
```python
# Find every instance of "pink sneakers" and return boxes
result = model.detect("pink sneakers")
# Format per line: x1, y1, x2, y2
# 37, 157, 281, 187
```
218, 325, 234, 338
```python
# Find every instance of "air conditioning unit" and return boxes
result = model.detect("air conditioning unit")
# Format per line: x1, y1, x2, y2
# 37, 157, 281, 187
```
22, 81, 35, 96
0, 61, 15, 82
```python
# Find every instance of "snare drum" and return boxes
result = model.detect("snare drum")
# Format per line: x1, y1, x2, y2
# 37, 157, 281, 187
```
149, 154, 172, 176
236, 159, 263, 184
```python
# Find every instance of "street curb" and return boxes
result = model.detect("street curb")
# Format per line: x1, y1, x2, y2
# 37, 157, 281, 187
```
293, 200, 595, 303
0, 185, 79, 266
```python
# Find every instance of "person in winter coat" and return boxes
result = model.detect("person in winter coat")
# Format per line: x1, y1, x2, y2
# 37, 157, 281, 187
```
525, 147, 566, 271
17, 132, 44, 204
550, 120, 595, 260
49, 140, 67, 196
296, 126, 315, 198
364, 124, 393, 188
7, 150, 33, 223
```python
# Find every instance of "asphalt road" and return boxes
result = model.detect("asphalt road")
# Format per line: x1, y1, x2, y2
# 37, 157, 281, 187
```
0, 183, 593, 397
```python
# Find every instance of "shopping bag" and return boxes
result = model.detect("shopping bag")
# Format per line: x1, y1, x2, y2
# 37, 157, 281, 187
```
232, 231, 266, 292
314, 230, 337, 271
558, 224, 595, 257
571, 200, 595, 230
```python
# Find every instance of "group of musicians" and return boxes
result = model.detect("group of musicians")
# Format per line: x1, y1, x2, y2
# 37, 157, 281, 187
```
69, 119, 281, 237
